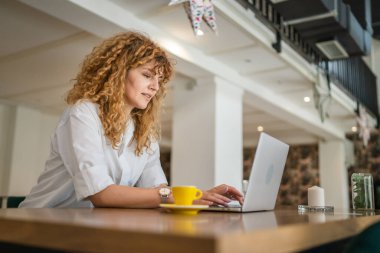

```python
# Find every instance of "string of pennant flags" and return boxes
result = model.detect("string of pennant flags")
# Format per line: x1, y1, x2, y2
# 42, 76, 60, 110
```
169, 0, 218, 36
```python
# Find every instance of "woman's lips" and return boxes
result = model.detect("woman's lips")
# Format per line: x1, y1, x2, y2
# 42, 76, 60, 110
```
142, 93, 152, 100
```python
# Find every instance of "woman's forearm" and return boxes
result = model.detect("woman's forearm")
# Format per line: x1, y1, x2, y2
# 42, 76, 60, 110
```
88, 184, 163, 208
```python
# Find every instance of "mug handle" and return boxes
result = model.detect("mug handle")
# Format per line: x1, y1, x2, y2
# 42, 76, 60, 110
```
194, 189, 203, 200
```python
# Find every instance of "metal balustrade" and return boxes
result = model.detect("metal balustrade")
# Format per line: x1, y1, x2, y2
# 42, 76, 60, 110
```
327, 57, 378, 118
236, 0, 378, 120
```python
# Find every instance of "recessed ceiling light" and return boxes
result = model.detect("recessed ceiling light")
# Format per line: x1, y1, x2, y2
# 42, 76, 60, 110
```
304, 96, 311, 103
351, 126, 357, 132
244, 59, 252, 63
257, 125, 264, 132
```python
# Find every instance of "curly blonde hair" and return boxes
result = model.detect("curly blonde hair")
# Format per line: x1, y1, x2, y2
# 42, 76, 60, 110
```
66, 31, 174, 155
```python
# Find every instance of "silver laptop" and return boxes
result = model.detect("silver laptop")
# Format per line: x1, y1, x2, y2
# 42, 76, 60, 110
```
207, 132, 289, 213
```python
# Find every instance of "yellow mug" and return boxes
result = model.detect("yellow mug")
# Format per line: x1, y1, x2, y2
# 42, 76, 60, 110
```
172, 186, 203, 206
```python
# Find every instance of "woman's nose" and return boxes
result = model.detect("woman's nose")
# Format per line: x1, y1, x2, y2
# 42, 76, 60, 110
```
150, 77, 159, 91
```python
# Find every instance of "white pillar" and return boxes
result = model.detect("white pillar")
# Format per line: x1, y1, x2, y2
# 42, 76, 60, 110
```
171, 76, 243, 191
372, 39, 380, 114
319, 140, 349, 209
0, 103, 16, 196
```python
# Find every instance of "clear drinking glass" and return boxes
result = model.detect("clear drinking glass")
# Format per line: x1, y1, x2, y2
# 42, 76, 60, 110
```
351, 173, 375, 210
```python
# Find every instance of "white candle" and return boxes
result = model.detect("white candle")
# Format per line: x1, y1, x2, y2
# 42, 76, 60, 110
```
308, 213, 326, 223
308, 186, 325, 206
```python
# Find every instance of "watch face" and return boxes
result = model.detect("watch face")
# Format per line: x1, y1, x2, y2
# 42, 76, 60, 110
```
160, 188, 171, 195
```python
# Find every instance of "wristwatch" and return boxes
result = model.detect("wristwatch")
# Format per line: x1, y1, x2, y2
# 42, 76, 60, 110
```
158, 187, 171, 204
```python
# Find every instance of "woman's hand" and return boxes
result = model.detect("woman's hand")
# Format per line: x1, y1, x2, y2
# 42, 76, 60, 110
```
193, 184, 244, 206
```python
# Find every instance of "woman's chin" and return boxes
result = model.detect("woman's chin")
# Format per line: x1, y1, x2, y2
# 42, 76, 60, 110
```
135, 103, 148, 110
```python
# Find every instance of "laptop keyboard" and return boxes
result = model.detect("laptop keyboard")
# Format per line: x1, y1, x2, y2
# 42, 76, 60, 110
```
211, 200, 241, 208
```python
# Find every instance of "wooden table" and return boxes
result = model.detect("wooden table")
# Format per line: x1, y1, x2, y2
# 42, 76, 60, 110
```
0, 207, 379, 253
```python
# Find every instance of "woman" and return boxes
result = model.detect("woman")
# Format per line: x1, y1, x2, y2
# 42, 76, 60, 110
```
19, 31, 243, 208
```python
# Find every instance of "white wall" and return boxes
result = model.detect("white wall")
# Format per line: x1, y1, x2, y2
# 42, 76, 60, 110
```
0, 103, 59, 196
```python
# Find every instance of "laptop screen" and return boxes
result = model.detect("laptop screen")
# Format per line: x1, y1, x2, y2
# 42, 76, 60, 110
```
242, 133, 289, 212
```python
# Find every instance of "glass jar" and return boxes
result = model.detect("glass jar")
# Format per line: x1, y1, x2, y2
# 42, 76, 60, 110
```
351, 173, 375, 210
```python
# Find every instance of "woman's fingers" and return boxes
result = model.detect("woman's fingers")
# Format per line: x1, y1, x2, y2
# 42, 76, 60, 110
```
198, 184, 245, 206
209, 184, 245, 205
201, 192, 232, 206
209, 184, 228, 194
226, 185, 243, 197
208, 193, 231, 204
236, 195, 244, 205
211, 184, 243, 196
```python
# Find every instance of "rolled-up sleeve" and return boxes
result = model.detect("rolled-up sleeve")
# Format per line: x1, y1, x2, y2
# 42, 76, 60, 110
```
136, 142, 168, 188
56, 103, 114, 200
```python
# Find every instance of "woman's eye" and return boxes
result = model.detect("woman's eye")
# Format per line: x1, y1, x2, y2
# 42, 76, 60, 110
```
143, 73, 152, 78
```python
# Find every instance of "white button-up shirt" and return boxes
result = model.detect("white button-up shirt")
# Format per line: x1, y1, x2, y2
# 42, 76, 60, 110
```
19, 101, 167, 208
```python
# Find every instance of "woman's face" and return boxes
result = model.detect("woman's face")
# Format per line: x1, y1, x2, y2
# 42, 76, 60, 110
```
124, 61, 161, 113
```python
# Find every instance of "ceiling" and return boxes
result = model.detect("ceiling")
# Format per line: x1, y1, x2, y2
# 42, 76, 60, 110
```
0, 0, 361, 147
